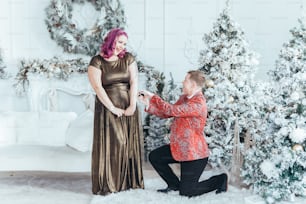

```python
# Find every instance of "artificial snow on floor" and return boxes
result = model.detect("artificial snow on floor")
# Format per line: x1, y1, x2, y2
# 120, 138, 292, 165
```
0, 166, 305, 204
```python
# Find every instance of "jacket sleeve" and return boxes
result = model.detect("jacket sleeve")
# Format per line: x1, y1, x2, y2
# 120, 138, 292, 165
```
145, 95, 173, 118
147, 95, 206, 118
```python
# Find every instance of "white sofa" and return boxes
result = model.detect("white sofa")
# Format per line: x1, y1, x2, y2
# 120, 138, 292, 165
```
0, 72, 148, 172
0, 110, 94, 172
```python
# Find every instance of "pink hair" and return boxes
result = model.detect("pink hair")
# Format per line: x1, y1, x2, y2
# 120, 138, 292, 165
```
100, 28, 128, 59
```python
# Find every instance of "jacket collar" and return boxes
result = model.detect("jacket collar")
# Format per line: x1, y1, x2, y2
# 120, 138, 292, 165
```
186, 88, 202, 99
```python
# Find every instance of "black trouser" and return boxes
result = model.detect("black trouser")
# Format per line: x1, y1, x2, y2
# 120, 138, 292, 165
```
149, 145, 224, 197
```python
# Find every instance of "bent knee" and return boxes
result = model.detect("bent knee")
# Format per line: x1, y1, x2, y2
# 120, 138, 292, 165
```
148, 150, 159, 163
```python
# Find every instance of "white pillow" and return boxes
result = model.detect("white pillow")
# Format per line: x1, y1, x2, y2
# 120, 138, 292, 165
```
0, 112, 16, 145
15, 111, 77, 146
14, 112, 40, 145
38, 111, 77, 146
66, 110, 94, 152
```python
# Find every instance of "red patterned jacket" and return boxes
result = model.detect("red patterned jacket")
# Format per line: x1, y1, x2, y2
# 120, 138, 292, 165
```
146, 92, 209, 161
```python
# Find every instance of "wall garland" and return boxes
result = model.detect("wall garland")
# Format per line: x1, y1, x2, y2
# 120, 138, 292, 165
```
14, 57, 88, 95
45, 0, 126, 56
34, 0, 163, 100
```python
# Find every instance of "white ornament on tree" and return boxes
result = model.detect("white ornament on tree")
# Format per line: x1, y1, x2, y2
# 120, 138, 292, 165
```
205, 79, 215, 88
228, 96, 234, 103
292, 144, 304, 151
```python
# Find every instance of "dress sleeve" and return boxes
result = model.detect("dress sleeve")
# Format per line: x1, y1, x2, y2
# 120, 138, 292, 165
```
126, 52, 135, 65
89, 56, 101, 70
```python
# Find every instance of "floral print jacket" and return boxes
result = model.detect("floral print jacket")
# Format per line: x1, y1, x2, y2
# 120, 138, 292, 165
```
146, 92, 209, 161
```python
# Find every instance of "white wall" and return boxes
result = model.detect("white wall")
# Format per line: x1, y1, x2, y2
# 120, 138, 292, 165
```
125, 0, 306, 82
0, 0, 305, 111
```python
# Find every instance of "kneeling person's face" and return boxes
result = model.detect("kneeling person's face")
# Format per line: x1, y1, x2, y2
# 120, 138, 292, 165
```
182, 74, 194, 96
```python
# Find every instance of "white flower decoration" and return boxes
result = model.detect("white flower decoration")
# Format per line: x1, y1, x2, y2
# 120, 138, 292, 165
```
289, 128, 306, 143
260, 160, 279, 179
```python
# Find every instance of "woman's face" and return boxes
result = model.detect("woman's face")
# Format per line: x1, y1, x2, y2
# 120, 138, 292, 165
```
114, 35, 127, 56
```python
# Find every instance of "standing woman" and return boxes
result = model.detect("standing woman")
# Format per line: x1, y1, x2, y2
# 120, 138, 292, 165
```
87, 28, 144, 195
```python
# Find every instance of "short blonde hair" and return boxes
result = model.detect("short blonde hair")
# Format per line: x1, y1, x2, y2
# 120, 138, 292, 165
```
187, 70, 205, 87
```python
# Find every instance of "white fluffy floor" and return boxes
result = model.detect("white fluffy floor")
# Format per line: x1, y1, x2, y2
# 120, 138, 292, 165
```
0, 163, 305, 204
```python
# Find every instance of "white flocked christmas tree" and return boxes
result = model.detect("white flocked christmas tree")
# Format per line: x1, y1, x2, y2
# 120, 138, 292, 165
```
242, 12, 306, 204
198, 1, 262, 183
0, 48, 9, 79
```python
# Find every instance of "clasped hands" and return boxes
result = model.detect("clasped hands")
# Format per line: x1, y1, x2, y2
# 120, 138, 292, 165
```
111, 106, 134, 117
111, 90, 153, 117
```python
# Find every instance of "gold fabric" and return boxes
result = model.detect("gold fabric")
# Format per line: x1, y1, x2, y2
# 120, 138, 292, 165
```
89, 53, 144, 195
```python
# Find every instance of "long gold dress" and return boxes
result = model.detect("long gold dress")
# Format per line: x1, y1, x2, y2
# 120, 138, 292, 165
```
89, 52, 144, 195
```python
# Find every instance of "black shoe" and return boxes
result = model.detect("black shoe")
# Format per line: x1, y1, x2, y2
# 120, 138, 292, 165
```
216, 173, 228, 194
157, 186, 179, 193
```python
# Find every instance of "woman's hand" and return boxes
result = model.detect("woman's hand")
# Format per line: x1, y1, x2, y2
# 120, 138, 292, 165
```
110, 106, 125, 117
124, 105, 136, 116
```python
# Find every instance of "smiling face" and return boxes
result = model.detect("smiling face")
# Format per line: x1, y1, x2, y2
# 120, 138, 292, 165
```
113, 35, 128, 56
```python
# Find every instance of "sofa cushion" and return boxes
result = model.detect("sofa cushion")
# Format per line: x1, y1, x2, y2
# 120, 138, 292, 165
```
0, 112, 16, 145
14, 112, 40, 145
14, 111, 77, 146
66, 110, 94, 152
38, 111, 77, 146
